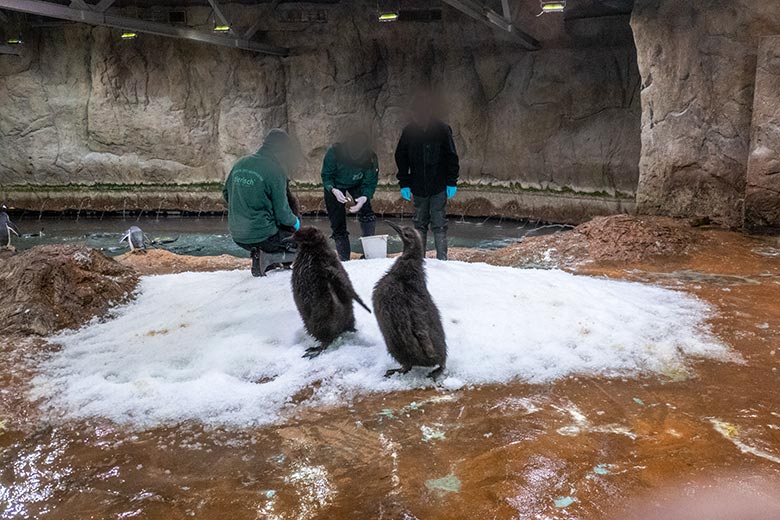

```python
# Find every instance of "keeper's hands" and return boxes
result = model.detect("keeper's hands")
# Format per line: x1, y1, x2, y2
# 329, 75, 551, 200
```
331, 188, 348, 204
349, 196, 367, 214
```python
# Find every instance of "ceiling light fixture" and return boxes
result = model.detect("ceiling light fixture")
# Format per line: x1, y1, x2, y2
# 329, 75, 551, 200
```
539, 0, 566, 14
213, 23, 231, 32
120, 31, 138, 40
377, 0, 400, 22
378, 12, 399, 22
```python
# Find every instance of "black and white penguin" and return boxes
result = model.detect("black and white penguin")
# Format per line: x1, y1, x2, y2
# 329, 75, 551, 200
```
120, 226, 148, 252
291, 226, 371, 358
0, 205, 20, 248
373, 221, 447, 379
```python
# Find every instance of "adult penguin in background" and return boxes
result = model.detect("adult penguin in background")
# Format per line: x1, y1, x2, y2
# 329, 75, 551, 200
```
120, 226, 148, 252
373, 221, 447, 379
291, 226, 371, 358
0, 206, 20, 248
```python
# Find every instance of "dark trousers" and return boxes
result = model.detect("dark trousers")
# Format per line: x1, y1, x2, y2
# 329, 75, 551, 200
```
412, 190, 448, 260
236, 230, 296, 255
324, 188, 376, 260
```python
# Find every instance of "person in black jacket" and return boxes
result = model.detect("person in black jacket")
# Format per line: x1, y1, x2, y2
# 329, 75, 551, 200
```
395, 93, 460, 260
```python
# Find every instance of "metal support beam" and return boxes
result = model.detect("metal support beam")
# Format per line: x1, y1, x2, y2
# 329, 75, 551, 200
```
206, 0, 231, 31
93, 0, 114, 13
243, 17, 263, 40
500, 0, 511, 21
0, 0, 288, 55
0, 43, 21, 55
244, 0, 281, 40
442, 0, 540, 50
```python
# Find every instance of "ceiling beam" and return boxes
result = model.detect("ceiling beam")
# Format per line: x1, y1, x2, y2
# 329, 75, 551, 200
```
500, 0, 511, 20
244, 0, 281, 40
0, 0, 288, 55
0, 43, 21, 54
206, 0, 232, 32
93, 0, 114, 13
442, 0, 540, 50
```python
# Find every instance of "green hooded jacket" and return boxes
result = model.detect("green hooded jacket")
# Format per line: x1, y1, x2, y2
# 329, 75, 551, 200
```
223, 147, 298, 244
320, 144, 379, 199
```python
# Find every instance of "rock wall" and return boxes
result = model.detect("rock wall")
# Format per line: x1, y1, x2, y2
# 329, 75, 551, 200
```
631, 0, 780, 228
0, 2, 641, 220
745, 36, 780, 230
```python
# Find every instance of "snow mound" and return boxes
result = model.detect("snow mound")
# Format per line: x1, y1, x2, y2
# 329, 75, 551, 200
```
33, 260, 730, 428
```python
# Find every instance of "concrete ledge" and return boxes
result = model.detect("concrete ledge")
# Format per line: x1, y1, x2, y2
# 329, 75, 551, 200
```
2, 184, 636, 224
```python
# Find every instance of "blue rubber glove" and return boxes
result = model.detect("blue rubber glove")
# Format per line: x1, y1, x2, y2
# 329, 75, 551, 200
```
446, 186, 457, 199
400, 188, 411, 201
293, 217, 301, 231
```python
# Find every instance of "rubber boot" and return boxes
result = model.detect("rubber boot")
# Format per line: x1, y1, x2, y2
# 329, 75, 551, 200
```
434, 231, 448, 261
250, 248, 265, 277
360, 219, 376, 238
418, 230, 427, 256
263, 250, 297, 274
334, 235, 351, 261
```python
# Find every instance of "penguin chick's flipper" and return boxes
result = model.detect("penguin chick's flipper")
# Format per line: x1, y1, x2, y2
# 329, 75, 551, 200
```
325, 265, 371, 313
384, 366, 412, 378
411, 326, 439, 361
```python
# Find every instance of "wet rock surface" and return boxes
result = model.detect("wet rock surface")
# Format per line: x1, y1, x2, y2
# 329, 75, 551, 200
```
0, 245, 137, 336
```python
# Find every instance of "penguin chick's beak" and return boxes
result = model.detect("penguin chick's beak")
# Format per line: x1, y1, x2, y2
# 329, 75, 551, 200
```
386, 221, 403, 235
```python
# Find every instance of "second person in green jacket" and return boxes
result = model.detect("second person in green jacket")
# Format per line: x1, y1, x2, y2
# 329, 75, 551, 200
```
321, 131, 379, 261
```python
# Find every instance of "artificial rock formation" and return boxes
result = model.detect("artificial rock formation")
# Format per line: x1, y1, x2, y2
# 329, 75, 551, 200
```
745, 36, 780, 230
631, 0, 780, 228
0, 1, 640, 221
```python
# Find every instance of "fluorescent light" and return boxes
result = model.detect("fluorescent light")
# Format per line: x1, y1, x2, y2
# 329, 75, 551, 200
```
120, 31, 137, 40
6, 37, 22, 45
213, 24, 231, 32
541, 1, 566, 13
378, 12, 399, 22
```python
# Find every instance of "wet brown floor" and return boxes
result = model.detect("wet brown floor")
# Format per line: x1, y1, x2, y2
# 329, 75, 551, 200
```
1, 228, 779, 519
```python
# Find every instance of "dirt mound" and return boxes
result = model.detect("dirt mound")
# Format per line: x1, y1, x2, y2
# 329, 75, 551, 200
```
116, 249, 249, 275
485, 215, 698, 268
0, 245, 138, 336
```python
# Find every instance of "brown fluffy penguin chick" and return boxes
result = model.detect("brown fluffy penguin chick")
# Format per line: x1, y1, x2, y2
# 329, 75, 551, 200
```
291, 227, 371, 358
372, 222, 447, 379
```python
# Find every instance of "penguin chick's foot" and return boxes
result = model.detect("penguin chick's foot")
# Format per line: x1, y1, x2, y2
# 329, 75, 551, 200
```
384, 366, 412, 378
302, 346, 327, 359
427, 365, 445, 380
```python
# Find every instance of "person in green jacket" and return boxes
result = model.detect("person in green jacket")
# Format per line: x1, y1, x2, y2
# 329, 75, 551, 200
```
223, 129, 301, 277
321, 130, 379, 261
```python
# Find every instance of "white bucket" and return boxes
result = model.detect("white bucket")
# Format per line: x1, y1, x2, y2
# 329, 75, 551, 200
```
360, 235, 389, 259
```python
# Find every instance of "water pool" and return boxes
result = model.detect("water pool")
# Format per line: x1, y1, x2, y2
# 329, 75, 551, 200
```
7, 214, 571, 257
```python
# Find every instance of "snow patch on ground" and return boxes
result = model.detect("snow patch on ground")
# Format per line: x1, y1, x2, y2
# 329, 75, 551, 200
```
33, 260, 730, 428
